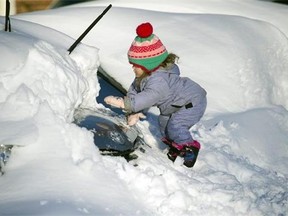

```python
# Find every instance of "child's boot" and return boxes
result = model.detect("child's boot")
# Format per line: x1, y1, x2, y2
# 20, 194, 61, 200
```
167, 142, 185, 162
167, 147, 180, 162
182, 140, 200, 167
170, 140, 201, 168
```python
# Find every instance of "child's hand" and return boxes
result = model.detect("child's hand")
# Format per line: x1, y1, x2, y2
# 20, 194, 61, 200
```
104, 96, 124, 109
127, 113, 146, 126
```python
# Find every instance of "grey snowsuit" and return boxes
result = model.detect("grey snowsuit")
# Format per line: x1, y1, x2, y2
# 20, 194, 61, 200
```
125, 64, 207, 144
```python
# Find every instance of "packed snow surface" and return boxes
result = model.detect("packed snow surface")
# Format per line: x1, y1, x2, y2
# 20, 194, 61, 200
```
0, 0, 288, 215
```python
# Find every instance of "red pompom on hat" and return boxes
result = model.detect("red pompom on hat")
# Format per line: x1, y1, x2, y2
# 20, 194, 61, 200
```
136, 22, 153, 38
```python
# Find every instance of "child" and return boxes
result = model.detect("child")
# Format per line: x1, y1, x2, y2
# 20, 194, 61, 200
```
104, 22, 207, 167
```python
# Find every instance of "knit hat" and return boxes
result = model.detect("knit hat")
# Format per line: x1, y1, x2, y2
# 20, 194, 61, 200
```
128, 22, 168, 72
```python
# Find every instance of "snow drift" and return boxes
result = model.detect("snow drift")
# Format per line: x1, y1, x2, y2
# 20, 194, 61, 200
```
0, 1, 288, 215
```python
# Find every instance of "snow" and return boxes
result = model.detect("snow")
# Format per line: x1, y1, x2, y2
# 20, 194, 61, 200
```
0, 0, 288, 215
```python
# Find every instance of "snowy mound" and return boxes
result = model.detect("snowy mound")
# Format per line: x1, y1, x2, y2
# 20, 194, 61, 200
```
0, 20, 101, 146
0, 1, 288, 215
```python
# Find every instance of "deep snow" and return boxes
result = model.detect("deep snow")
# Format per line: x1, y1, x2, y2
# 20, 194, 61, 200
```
0, 0, 288, 215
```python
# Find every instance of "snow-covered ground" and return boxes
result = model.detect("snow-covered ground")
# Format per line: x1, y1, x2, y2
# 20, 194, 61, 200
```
0, 0, 288, 215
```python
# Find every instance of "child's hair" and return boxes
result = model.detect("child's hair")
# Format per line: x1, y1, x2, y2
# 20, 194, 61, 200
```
160, 53, 179, 68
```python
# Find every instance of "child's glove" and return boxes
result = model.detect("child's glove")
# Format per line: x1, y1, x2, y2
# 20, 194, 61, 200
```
104, 96, 124, 109
127, 113, 146, 126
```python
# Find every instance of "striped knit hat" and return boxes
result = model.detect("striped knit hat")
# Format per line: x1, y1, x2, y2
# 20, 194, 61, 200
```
128, 22, 168, 72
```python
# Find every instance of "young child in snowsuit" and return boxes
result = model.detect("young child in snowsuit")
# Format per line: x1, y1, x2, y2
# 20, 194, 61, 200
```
104, 22, 207, 168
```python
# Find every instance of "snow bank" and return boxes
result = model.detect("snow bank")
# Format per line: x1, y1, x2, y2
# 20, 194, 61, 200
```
0, 19, 153, 215
0, 20, 101, 146
0, 1, 288, 215
0, 20, 104, 190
